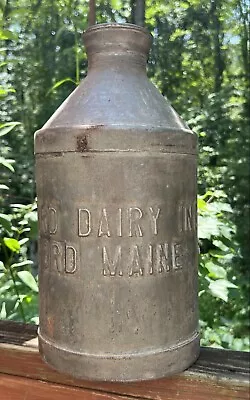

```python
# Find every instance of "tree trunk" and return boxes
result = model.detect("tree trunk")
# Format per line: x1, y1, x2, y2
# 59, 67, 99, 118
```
238, 0, 250, 117
130, 0, 135, 24
88, 0, 96, 26
134, 0, 145, 26
210, 0, 225, 93
130, 0, 145, 26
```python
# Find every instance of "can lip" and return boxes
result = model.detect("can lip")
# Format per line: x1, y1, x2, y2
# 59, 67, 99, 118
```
84, 23, 150, 37
83, 23, 152, 56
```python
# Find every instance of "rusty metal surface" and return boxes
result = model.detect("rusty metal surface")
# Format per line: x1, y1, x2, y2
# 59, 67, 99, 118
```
35, 23, 199, 382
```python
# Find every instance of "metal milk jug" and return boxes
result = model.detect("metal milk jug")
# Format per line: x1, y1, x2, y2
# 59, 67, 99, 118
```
35, 23, 199, 381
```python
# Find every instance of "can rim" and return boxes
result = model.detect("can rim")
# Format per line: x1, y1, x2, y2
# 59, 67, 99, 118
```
84, 23, 150, 37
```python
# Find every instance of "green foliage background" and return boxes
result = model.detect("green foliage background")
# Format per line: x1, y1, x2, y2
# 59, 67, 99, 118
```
0, 0, 249, 351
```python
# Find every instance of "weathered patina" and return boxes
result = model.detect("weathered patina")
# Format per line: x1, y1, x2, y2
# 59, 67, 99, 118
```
35, 23, 199, 381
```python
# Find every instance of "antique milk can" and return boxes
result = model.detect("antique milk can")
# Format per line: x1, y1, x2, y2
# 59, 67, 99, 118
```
35, 23, 199, 381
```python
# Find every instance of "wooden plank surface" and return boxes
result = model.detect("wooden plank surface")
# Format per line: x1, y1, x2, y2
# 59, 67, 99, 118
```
0, 321, 249, 400
0, 373, 131, 400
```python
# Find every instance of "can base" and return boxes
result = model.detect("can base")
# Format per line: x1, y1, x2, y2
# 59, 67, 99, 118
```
38, 331, 200, 382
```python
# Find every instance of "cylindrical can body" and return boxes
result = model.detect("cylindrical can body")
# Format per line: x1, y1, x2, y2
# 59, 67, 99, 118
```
35, 24, 199, 381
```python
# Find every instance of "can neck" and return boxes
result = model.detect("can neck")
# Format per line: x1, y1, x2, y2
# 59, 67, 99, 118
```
87, 52, 148, 71
83, 23, 152, 72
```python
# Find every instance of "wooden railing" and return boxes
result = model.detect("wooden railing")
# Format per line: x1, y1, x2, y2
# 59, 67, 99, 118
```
0, 321, 249, 400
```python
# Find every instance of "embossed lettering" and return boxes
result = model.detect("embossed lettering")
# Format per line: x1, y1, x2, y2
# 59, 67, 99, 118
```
49, 241, 78, 274
102, 242, 186, 277
149, 207, 161, 235
156, 243, 170, 273
102, 246, 122, 276
184, 206, 193, 231
129, 207, 143, 237
51, 241, 64, 273
49, 207, 57, 234
65, 245, 77, 273
78, 208, 91, 236
117, 208, 122, 237
76, 205, 163, 237
179, 204, 195, 232
172, 243, 182, 270
128, 245, 143, 276
98, 208, 111, 237
147, 244, 153, 275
